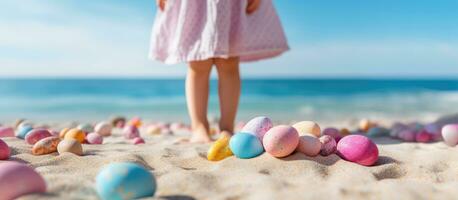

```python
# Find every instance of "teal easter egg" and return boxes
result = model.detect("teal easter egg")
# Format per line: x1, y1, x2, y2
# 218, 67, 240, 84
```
367, 127, 390, 138
96, 163, 156, 200
229, 132, 264, 159
16, 125, 33, 139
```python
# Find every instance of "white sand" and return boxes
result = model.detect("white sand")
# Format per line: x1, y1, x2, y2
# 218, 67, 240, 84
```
3, 117, 458, 200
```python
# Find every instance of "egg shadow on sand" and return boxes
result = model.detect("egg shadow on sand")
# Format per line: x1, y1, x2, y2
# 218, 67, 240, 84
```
160, 195, 196, 200
281, 152, 340, 166
373, 156, 399, 166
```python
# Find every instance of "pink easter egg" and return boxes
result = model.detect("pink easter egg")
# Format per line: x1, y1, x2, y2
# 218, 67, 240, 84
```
442, 124, 458, 146
263, 125, 299, 158
415, 130, 432, 143
25, 129, 52, 145
132, 137, 145, 145
296, 134, 322, 157
242, 116, 273, 141
86, 133, 104, 144
0, 162, 46, 199
398, 129, 416, 142
319, 135, 337, 156
0, 139, 10, 160
323, 127, 342, 142
123, 125, 140, 139
0, 127, 15, 138
337, 135, 379, 166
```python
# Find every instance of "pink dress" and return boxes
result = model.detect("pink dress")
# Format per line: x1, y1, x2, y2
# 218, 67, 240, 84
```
149, 0, 289, 64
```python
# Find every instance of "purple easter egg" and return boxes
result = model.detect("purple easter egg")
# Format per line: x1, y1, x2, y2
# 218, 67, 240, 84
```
424, 123, 442, 141
0, 162, 46, 199
415, 130, 432, 143
390, 123, 408, 138
123, 125, 140, 139
132, 137, 145, 145
86, 133, 104, 144
337, 135, 379, 166
319, 135, 337, 156
398, 129, 416, 142
25, 129, 52, 145
0, 127, 15, 138
242, 116, 273, 141
442, 124, 458, 146
0, 139, 10, 160
323, 127, 342, 142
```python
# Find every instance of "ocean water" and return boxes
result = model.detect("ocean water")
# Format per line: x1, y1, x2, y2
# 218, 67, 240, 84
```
0, 79, 457, 125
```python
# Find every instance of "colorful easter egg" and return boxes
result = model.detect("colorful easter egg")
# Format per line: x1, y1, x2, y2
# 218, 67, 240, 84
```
319, 135, 337, 156
424, 123, 442, 141
129, 117, 143, 128
0, 139, 10, 160
86, 132, 104, 144
263, 125, 299, 158
16, 125, 34, 139
323, 127, 342, 142
57, 139, 83, 156
367, 127, 390, 138
296, 134, 322, 157
390, 123, 408, 138
96, 163, 156, 200
14, 119, 26, 129
229, 132, 264, 159
132, 137, 145, 145
208, 132, 234, 161
415, 130, 432, 143
359, 119, 376, 133
0, 162, 46, 199
241, 116, 273, 141
293, 121, 321, 137
0, 126, 15, 137
17, 121, 33, 130
25, 129, 52, 145
59, 128, 70, 138
337, 135, 379, 166
146, 125, 161, 135
398, 129, 416, 142
111, 116, 126, 128
32, 136, 61, 155
95, 122, 112, 137
77, 123, 94, 134
64, 128, 86, 143
442, 124, 458, 146
340, 128, 351, 136
123, 125, 140, 139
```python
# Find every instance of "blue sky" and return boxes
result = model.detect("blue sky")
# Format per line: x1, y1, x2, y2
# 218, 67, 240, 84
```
0, 0, 457, 78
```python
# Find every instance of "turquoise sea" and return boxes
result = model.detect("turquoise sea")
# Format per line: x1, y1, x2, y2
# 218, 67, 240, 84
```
0, 79, 457, 124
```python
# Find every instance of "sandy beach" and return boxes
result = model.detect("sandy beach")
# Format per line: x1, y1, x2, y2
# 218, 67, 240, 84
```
0, 114, 457, 200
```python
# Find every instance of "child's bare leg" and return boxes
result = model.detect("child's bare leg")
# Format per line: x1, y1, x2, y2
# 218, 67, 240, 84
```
186, 59, 213, 143
215, 57, 240, 134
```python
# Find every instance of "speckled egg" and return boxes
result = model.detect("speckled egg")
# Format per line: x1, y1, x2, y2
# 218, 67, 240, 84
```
263, 125, 299, 158
398, 129, 416, 142
86, 132, 104, 144
367, 127, 390, 138
64, 128, 86, 143
323, 127, 342, 142
292, 121, 321, 137
32, 136, 61, 155
129, 117, 143, 128
229, 132, 264, 159
123, 125, 140, 139
25, 129, 52, 145
415, 130, 432, 143
77, 123, 94, 134
57, 139, 83, 156
16, 125, 33, 139
0, 126, 15, 137
0, 162, 46, 199
0, 139, 10, 160
442, 124, 458, 146
241, 116, 273, 141
132, 137, 145, 145
95, 122, 112, 137
319, 135, 337, 156
96, 163, 156, 200
296, 134, 322, 157
146, 125, 161, 135
59, 128, 70, 138
337, 135, 379, 166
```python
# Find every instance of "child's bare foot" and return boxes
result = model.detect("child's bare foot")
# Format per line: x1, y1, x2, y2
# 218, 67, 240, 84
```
190, 126, 212, 143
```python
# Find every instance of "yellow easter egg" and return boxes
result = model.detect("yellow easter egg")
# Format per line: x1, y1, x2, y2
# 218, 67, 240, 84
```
207, 132, 233, 161
59, 128, 70, 138
359, 119, 376, 133
64, 128, 85, 143
293, 121, 321, 137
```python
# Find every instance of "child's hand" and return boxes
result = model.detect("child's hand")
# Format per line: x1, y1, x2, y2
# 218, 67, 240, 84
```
156, 0, 167, 11
246, 0, 261, 15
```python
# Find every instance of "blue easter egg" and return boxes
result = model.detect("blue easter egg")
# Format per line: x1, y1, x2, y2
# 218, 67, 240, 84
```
229, 132, 264, 159
367, 127, 390, 138
16, 125, 33, 139
96, 163, 156, 200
